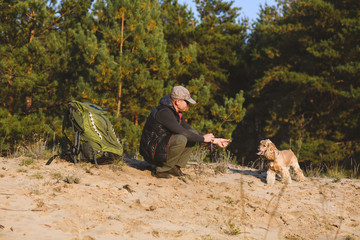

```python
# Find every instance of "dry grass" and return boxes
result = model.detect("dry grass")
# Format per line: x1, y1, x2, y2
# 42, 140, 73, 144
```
190, 145, 209, 176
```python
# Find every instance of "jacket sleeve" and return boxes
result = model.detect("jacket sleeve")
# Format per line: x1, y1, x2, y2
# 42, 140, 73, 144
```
155, 108, 204, 142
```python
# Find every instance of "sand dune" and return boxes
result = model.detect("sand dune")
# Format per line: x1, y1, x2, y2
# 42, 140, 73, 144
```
0, 157, 359, 240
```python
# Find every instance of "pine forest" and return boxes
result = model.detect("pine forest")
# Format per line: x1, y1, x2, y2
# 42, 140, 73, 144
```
1, 0, 359, 177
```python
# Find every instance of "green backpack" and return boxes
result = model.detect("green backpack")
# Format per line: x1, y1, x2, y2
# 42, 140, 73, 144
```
47, 101, 123, 167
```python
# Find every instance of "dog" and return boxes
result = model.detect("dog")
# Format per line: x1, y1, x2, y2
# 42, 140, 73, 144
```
257, 139, 305, 185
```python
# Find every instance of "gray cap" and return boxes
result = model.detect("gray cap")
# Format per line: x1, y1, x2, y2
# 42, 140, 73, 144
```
171, 86, 196, 104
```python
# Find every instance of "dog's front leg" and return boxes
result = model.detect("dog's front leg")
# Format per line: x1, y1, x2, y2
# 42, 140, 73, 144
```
266, 169, 276, 185
292, 163, 306, 182
280, 167, 292, 184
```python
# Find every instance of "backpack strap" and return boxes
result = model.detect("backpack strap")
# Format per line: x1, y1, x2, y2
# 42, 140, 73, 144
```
93, 151, 98, 168
46, 154, 58, 165
46, 106, 82, 165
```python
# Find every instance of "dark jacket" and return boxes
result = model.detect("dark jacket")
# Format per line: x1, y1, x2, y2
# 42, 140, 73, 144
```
140, 95, 204, 165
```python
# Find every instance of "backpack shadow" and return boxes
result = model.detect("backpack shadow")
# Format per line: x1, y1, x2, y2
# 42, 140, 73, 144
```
123, 157, 154, 171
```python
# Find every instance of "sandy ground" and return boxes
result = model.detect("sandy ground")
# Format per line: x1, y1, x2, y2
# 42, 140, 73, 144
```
0, 156, 359, 240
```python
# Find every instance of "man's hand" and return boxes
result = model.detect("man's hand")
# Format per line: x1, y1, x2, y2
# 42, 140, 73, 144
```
203, 133, 215, 143
212, 138, 232, 148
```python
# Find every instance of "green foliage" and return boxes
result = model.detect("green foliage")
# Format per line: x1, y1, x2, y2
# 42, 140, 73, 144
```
183, 77, 246, 139
210, 91, 246, 139
0, 0, 93, 118
160, 0, 248, 139
159, 0, 197, 83
280, 137, 350, 168
193, 0, 248, 96
92, 0, 170, 120
0, 108, 57, 154
111, 116, 142, 155
1, 0, 358, 178
232, 0, 360, 177
184, 76, 214, 132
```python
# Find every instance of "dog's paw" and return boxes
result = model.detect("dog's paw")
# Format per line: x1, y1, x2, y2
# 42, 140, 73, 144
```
297, 176, 306, 182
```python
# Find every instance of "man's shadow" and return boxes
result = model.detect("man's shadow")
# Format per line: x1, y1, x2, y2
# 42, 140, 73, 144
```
122, 157, 274, 184
123, 157, 154, 171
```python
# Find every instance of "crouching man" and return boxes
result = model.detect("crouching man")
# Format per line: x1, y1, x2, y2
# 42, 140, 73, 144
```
140, 86, 231, 178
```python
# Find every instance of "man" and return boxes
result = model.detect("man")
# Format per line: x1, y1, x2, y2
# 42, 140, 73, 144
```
140, 86, 231, 178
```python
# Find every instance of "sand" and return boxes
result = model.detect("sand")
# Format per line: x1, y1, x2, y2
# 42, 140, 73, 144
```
0, 156, 359, 240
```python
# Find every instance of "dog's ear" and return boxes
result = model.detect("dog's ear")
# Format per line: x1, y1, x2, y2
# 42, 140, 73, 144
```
264, 139, 272, 148
260, 139, 269, 147
269, 142, 276, 149
265, 142, 276, 160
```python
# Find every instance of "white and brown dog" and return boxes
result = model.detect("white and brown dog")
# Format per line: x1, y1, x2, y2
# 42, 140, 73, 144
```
257, 139, 305, 185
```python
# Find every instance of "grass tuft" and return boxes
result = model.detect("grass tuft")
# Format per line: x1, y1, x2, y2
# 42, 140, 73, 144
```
20, 158, 34, 167
32, 172, 43, 179
64, 175, 80, 184
191, 146, 209, 176
51, 172, 63, 180
212, 150, 236, 174
225, 219, 241, 235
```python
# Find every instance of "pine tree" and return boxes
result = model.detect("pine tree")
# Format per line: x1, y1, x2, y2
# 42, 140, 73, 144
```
0, 0, 61, 151
0, 0, 95, 152
234, 0, 360, 173
159, 0, 247, 140
159, 0, 198, 83
194, 0, 248, 95
92, 0, 170, 152
1, 0, 57, 115
54, 0, 96, 106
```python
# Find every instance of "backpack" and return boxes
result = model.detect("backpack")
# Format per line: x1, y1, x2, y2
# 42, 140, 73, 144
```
46, 101, 123, 167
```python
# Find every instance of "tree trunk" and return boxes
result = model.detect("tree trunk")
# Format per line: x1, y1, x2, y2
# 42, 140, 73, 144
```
116, 12, 125, 117
29, 11, 35, 43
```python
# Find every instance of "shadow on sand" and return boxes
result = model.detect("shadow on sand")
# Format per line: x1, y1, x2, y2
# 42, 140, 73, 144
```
122, 158, 270, 183
123, 157, 154, 172
229, 167, 267, 183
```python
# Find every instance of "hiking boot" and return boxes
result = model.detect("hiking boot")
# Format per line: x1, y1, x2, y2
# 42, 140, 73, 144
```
169, 166, 188, 177
168, 166, 181, 176
151, 170, 172, 179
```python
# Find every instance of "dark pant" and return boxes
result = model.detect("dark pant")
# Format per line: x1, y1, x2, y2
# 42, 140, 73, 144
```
156, 131, 196, 173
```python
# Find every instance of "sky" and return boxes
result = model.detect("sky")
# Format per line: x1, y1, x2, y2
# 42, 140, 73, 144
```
177, 0, 277, 22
